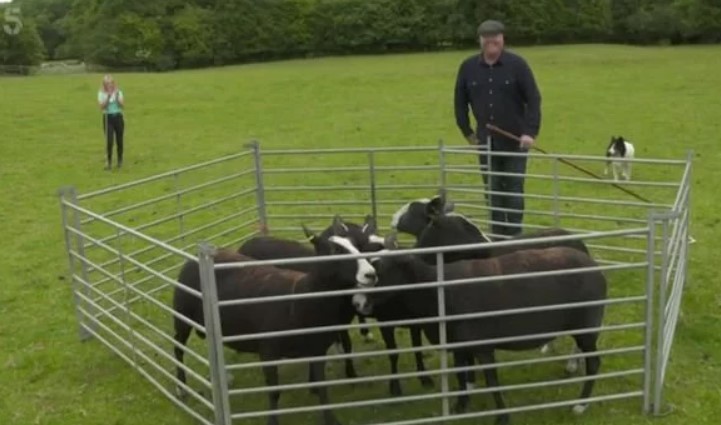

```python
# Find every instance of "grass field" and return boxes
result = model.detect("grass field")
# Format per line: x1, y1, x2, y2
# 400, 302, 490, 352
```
1, 44, 720, 425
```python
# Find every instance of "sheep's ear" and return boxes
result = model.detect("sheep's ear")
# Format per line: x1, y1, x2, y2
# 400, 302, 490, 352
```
384, 231, 399, 249
301, 224, 316, 242
328, 215, 347, 236
362, 214, 377, 234
426, 195, 445, 218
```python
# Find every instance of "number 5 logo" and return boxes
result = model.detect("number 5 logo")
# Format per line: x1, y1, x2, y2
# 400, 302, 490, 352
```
3, 7, 23, 36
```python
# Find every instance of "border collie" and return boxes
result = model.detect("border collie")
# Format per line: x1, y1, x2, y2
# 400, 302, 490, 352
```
604, 136, 634, 181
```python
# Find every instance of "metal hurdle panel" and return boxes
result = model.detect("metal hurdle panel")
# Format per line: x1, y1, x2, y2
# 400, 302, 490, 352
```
58, 142, 691, 425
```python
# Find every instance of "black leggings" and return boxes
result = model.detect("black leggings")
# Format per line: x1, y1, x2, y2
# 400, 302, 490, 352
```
103, 113, 125, 164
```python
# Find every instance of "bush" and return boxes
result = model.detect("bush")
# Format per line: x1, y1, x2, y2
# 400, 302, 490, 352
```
0, 11, 46, 73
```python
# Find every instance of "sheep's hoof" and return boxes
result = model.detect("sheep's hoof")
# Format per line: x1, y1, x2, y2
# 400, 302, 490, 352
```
540, 344, 550, 355
175, 385, 187, 400
572, 404, 589, 415
565, 359, 580, 375
420, 376, 434, 388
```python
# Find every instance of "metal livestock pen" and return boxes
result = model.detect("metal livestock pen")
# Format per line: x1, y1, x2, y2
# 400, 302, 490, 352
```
58, 141, 691, 425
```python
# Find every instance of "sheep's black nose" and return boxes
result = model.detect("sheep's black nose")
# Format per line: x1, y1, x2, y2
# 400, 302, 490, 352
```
365, 272, 377, 281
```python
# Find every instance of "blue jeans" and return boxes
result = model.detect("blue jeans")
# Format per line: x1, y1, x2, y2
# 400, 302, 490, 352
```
478, 142, 528, 237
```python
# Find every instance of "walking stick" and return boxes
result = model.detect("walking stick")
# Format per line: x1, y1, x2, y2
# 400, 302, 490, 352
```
486, 124, 653, 204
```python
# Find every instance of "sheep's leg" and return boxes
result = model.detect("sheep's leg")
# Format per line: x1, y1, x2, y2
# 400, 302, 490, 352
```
410, 326, 433, 388
380, 325, 402, 396
338, 331, 358, 379
173, 319, 192, 399
262, 364, 281, 425
310, 360, 341, 425
565, 345, 581, 375
476, 351, 509, 425
358, 315, 374, 342
452, 351, 471, 414
571, 334, 601, 416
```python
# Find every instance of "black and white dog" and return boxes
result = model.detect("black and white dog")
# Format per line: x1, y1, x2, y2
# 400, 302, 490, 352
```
604, 136, 635, 181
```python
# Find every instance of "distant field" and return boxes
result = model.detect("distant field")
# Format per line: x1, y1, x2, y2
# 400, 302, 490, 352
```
0, 44, 719, 425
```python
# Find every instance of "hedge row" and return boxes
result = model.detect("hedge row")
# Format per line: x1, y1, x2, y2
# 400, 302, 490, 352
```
2, 0, 721, 71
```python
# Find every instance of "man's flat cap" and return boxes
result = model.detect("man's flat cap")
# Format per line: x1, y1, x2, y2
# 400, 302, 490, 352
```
477, 20, 505, 36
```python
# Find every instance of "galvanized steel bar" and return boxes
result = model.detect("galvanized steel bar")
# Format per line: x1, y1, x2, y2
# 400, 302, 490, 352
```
260, 146, 439, 155
77, 150, 254, 201
215, 227, 648, 271
447, 186, 672, 209
247, 140, 268, 235
217, 261, 646, 309
653, 215, 671, 413
456, 202, 650, 224
74, 309, 216, 424
85, 207, 255, 276
435, 252, 450, 416
73, 293, 213, 406
58, 187, 92, 341
62, 201, 197, 261
225, 322, 644, 370
643, 212, 657, 414
369, 151, 378, 224
445, 167, 681, 188
224, 295, 645, 349
262, 164, 440, 174
264, 183, 446, 192
68, 187, 95, 340
372, 392, 644, 425
129, 188, 256, 235
442, 146, 688, 165
198, 243, 232, 425
69, 252, 205, 334
80, 170, 255, 226
227, 345, 644, 395
228, 371, 643, 419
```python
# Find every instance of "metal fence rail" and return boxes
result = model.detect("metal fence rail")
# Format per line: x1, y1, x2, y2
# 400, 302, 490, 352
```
57, 142, 691, 425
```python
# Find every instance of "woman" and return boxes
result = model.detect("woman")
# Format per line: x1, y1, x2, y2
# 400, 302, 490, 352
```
97, 75, 125, 170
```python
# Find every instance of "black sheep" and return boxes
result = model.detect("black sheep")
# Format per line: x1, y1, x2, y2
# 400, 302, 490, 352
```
173, 224, 377, 425
365, 245, 607, 424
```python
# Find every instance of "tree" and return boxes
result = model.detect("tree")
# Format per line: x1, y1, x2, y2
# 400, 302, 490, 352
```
0, 9, 46, 74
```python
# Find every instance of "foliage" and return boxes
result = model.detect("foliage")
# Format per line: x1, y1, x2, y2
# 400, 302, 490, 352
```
0, 4, 45, 73
3, 0, 721, 70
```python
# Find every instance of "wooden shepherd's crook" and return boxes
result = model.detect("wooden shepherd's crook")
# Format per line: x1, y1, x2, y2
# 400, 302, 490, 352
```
485, 124, 653, 204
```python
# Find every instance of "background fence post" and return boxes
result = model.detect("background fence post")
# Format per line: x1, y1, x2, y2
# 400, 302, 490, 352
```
438, 139, 447, 191
653, 215, 671, 414
435, 252, 450, 417
247, 141, 268, 235
59, 186, 94, 341
174, 172, 185, 242
368, 150, 378, 226
198, 243, 232, 425
485, 135, 494, 232
552, 157, 560, 228
642, 212, 657, 414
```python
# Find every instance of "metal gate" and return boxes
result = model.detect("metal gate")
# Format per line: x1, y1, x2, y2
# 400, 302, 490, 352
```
58, 142, 691, 424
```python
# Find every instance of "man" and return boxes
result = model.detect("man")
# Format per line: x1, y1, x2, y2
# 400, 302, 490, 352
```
97, 74, 126, 170
454, 20, 542, 237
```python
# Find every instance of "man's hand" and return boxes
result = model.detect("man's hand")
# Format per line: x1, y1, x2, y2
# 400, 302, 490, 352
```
466, 134, 479, 145
520, 135, 535, 150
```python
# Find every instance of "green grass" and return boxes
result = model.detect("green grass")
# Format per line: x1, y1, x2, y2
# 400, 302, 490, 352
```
1, 44, 720, 425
